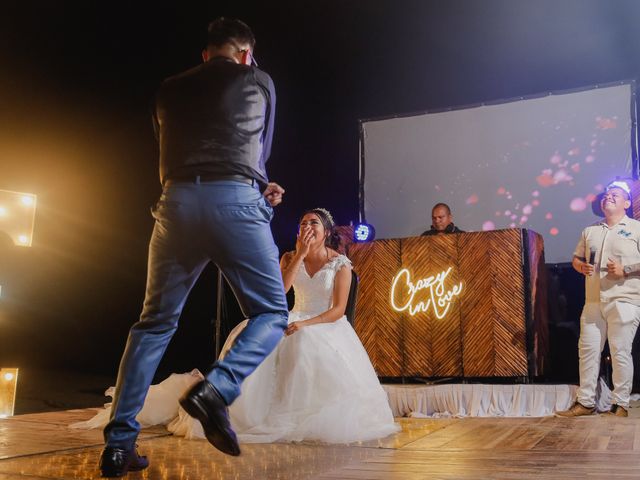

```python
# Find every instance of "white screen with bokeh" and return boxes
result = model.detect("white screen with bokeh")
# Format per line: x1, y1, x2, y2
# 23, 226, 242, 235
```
362, 83, 635, 263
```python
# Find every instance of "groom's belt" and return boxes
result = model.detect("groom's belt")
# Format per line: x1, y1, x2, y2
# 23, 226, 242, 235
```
164, 174, 255, 186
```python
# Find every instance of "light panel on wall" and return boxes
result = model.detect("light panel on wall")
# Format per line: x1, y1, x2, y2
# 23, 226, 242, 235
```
0, 189, 37, 247
0, 368, 19, 418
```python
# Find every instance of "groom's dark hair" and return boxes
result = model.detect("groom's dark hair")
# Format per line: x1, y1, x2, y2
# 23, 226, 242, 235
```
207, 17, 256, 49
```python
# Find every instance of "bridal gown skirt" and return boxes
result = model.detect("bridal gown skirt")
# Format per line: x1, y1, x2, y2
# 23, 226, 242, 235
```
72, 315, 399, 444
170, 313, 399, 444
71, 253, 398, 443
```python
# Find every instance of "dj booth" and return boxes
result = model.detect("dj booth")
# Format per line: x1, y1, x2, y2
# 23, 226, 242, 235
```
347, 229, 548, 380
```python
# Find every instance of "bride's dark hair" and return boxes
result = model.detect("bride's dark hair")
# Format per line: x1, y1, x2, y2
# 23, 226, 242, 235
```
300, 208, 341, 250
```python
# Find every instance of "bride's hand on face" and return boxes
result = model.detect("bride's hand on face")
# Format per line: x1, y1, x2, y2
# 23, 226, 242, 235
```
285, 321, 306, 336
295, 226, 313, 259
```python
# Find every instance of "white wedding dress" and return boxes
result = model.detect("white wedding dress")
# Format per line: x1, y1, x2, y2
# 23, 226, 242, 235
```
72, 254, 399, 444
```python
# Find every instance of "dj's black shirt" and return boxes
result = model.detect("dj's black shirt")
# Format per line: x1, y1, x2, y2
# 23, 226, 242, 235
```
421, 224, 464, 236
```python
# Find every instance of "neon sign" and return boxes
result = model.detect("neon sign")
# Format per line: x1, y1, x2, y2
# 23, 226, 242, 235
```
390, 267, 463, 319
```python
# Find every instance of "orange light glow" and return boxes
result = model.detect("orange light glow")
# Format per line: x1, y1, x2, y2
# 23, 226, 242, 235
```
0, 190, 36, 247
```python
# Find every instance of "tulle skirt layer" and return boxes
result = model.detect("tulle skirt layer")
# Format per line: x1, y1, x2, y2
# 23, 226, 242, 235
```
72, 315, 399, 444
168, 313, 398, 444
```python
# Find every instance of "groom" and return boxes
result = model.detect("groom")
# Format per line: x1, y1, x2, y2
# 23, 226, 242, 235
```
99, 18, 289, 477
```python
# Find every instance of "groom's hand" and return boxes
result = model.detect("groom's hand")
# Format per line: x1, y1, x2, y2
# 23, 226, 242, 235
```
264, 182, 285, 207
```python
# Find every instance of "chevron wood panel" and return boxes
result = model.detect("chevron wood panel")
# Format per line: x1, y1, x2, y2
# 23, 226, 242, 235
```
527, 230, 549, 376
349, 229, 546, 379
401, 236, 463, 377
350, 240, 403, 376
400, 237, 433, 377
458, 232, 497, 377
490, 230, 528, 376
631, 180, 640, 221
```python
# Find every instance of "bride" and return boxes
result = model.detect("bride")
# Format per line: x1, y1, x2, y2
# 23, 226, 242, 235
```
73, 208, 398, 444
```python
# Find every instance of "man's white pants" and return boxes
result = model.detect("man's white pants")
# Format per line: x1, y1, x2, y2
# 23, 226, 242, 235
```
576, 301, 640, 408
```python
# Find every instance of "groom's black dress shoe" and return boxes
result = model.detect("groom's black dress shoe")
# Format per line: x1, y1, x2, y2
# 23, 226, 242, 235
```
179, 380, 241, 456
99, 446, 149, 478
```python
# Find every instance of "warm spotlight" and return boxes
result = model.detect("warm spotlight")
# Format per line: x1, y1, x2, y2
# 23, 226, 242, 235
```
20, 195, 35, 206
0, 189, 37, 247
0, 368, 19, 418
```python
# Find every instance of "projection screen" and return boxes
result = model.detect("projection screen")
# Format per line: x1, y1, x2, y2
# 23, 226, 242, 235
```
360, 82, 638, 263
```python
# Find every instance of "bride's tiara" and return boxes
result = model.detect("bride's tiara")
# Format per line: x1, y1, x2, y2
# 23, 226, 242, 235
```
312, 207, 335, 227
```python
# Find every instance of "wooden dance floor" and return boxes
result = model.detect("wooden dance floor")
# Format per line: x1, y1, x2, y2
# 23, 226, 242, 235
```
2, 408, 640, 479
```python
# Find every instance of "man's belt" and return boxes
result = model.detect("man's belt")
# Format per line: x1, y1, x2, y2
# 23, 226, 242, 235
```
164, 174, 255, 186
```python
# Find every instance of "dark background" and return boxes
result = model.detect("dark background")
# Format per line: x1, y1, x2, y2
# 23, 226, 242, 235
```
1, 0, 640, 383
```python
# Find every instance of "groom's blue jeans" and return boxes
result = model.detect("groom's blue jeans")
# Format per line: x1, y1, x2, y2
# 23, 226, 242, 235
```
104, 178, 289, 449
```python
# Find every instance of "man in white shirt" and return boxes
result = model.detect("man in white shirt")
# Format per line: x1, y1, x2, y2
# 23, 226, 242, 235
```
557, 180, 640, 418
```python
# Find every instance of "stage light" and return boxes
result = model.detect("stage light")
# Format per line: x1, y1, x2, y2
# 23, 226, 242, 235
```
0, 368, 19, 418
20, 195, 35, 206
0, 189, 37, 247
354, 223, 375, 242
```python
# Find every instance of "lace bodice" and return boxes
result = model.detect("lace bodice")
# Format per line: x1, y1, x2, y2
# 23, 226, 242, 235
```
290, 254, 351, 317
